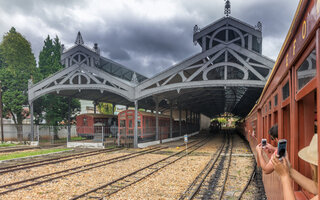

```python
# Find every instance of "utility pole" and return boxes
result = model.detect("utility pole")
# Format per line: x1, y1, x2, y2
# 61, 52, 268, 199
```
0, 81, 3, 143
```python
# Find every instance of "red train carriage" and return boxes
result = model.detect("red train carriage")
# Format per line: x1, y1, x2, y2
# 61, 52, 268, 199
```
118, 110, 171, 139
244, 1, 320, 199
76, 114, 117, 138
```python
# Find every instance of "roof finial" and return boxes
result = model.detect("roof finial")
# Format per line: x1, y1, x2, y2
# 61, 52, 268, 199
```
131, 72, 138, 85
75, 31, 84, 45
224, 0, 231, 17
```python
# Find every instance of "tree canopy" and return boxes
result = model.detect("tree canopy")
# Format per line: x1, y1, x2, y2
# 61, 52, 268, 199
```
0, 27, 40, 125
97, 103, 114, 115
35, 35, 80, 126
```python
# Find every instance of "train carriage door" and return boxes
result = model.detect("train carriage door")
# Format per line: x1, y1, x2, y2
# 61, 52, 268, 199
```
119, 112, 126, 139
282, 105, 291, 159
137, 113, 142, 138
294, 47, 317, 196
127, 111, 134, 137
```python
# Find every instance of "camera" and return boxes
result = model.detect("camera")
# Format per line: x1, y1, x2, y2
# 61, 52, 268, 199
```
261, 139, 267, 148
277, 139, 287, 160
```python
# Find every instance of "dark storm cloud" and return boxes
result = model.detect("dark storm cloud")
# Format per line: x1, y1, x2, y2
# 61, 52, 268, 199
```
0, 0, 299, 77
79, 10, 202, 76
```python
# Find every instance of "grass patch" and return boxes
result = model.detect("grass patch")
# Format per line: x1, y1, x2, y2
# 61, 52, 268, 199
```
40, 137, 86, 143
0, 143, 18, 147
0, 148, 69, 161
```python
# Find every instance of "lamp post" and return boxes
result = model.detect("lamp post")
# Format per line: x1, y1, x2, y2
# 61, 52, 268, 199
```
0, 81, 4, 143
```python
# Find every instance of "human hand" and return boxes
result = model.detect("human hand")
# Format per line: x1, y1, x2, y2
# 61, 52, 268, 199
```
284, 156, 292, 169
271, 154, 290, 179
256, 144, 262, 154
265, 143, 276, 151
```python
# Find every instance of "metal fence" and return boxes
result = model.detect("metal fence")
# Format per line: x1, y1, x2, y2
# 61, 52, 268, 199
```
0, 123, 200, 147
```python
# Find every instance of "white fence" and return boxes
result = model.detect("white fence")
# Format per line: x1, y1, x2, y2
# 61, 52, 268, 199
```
0, 124, 77, 141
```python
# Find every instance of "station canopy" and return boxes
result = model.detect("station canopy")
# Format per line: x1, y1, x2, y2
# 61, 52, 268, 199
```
28, 15, 274, 118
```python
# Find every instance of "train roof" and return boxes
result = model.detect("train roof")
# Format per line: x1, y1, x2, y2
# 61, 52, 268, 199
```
118, 110, 170, 118
76, 113, 117, 118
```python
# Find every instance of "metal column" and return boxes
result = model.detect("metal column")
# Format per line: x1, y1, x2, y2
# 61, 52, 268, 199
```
112, 104, 115, 115
134, 100, 138, 148
30, 102, 34, 141
0, 81, 3, 143
185, 110, 188, 133
179, 107, 182, 136
155, 99, 159, 142
170, 103, 173, 138
68, 98, 71, 142
94, 101, 97, 114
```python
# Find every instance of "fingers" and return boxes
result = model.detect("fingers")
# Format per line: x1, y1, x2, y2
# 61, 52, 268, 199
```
271, 154, 281, 165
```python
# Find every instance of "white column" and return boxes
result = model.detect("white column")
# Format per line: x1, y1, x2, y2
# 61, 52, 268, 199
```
170, 103, 173, 138
30, 102, 34, 141
134, 100, 138, 148
68, 98, 71, 141
155, 99, 159, 142
179, 107, 182, 136
94, 101, 97, 114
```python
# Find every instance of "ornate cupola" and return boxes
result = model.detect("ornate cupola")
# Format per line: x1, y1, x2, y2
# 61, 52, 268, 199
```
60, 32, 100, 68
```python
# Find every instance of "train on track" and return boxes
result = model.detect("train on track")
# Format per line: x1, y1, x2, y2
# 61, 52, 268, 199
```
244, 0, 320, 199
76, 113, 117, 138
209, 120, 221, 134
76, 110, 180, 139
118, 110, 172, 139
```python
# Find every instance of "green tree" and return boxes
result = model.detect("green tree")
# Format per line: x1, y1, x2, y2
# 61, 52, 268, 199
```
0, 27, 41, 140
35, 35, 80, 138
97, 103, 114, 115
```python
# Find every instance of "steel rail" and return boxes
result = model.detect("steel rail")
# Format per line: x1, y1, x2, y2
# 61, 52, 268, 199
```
179, 132, 230, 200
218, 132, 233, 200
0, 148, 122, 174
0, 136, 198, 174
69, 139, 209, 200
236, 133, 257, 200
237, 164, 256, 200
178, 134, 226, 200
0, 146, 168, 196
0, 146, 40, 153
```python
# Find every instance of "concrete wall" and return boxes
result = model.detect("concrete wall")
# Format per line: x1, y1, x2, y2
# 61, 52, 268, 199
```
0, 124, 78, 141
200, 114, 210, 130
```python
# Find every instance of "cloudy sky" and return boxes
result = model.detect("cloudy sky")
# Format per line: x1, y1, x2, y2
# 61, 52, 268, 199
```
0, 0, 299, 77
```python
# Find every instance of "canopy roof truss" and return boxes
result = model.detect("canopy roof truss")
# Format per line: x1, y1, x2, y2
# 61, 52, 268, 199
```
28, 17, 274, 118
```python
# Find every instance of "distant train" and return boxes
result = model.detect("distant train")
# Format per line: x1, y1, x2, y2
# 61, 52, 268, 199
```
209, 120, 221, 133
118, 110, 171, 139
76, 113, 117, 138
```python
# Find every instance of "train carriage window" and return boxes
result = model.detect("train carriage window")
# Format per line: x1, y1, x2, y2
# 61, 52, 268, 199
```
265, 105, 267, 113
282, 81, 289, 100
83, 117, 87, 126
138, 120, 141, 127
297, 49, 316, 91
120, 120, 126, 127
269, 101, 271, 110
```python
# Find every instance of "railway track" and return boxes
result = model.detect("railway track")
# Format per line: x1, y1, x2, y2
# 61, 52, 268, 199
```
70, 138, 209, 200
0, 139, 197, 196
180, 131, 256, 200
0, 146, 41, 153
0, 147, 122, 174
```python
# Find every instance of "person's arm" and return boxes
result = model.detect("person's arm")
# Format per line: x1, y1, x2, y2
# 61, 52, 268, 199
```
271, 155, 296, 200
266, 143, 277, 151
310, 195, 318, 200
256, 144, 274, 174
290, 168, 318, 195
